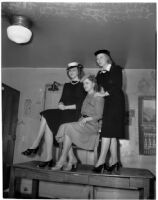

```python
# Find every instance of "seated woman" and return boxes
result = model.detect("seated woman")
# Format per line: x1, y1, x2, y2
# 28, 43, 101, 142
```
51, 74, 104, 171
22, 62, 86, 168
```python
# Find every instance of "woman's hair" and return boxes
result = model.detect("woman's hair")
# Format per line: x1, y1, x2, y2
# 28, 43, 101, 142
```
82, 74, 98, 92
106, 54, 112, 64
106, 54, 115, 65
67, 64, 85, 80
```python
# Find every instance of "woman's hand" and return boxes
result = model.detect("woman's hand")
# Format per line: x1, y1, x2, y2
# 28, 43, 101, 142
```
94, 91, 109, 97
104, 91, 110, 96
79, 118, 87, 127
58, 103, 65, 110
94, 92, 102, 97
58, 103, 76, 110
79, 117, 93, 127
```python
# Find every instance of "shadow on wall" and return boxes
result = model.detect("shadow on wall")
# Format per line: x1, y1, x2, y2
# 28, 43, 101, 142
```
123, 69, 130, 140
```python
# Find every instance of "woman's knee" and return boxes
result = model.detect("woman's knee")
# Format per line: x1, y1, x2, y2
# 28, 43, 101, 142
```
62, 123, 72, 131
41, 116, 46, 123
58, 123, 65, 131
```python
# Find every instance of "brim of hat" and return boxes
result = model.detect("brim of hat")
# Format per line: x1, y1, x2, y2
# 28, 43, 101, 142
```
67, 65, 79, 70
94, 50, 110, 56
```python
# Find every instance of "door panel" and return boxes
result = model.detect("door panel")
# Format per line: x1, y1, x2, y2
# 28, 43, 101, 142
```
2, 83, 20, 190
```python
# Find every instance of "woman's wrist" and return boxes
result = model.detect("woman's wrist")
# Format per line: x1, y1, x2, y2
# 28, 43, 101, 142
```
95, 92, 105, 97
58, 104, 77, 110
96, 91, 109, 97
85, 117, 93, 122
65, 105, 76, 110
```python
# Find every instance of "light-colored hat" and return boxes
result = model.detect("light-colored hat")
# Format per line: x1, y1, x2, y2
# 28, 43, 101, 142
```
67, 62, 82, 70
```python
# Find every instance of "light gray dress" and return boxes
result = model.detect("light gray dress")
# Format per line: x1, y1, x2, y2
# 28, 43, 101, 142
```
56, 93, 104, 150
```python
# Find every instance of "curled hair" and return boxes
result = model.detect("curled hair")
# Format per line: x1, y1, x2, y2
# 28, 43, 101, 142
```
106, 54, 115, 65
82, 74, 98, 92
67, 64, 85, 80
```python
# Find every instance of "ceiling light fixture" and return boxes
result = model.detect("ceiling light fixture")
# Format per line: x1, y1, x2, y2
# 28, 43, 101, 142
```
7, 15, 32, 44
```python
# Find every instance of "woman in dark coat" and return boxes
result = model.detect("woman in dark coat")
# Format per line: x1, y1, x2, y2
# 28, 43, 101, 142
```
22, 62, 86, 167
93, 49, 125, 173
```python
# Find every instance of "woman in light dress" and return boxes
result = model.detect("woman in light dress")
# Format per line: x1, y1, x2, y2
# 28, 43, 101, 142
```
51, 74, 104, 171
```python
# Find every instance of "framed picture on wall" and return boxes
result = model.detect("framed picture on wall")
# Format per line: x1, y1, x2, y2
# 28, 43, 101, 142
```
138, 96, 156, 155
140, 97, 156, 125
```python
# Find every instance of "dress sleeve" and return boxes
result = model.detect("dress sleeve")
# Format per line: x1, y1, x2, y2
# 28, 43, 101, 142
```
75, 85, 87, 111
107, 66, 123, 96
96, 72, 102, 92
58, 83, 66, 103
93, 96, 104, 121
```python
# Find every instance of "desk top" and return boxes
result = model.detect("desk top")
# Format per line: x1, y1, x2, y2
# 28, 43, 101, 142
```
11, 161, 154, 179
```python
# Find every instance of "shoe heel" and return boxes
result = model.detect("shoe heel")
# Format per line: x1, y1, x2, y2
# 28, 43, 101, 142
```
47, 159, 54, 167
51, 164, 63, 171
38, 159, 54, 168
110, 162, 121, 173
63, 162, 78, 171
72, 163, 77, 171
21, 146, 39, 156
116, 163, 121, 172
33, 146, 39, 154
51, 159, 66, 171
93, 163, 105, 173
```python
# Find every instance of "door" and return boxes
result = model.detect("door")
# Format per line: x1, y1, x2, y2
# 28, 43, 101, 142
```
2, 83, 20, 189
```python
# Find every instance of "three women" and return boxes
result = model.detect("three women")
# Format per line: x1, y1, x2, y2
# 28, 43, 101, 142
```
51, 50, 125, 173
22, 50, 125, 173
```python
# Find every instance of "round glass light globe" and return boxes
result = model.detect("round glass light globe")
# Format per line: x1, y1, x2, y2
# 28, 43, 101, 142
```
7, 25, 32, 44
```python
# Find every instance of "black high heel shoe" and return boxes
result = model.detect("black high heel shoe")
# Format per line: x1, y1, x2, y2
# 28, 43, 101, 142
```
93, 163, 109, 173
37, 159, 54, 168
108, 162, 121, 173
21, 146, 39, 156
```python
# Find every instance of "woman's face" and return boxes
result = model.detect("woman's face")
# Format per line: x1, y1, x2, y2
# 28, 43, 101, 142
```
83, 78, 94, 93
96, 53, 109, 68
68, 67, 79, 79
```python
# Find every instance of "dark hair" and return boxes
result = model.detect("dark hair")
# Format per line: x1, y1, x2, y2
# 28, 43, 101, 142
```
82, 74, 98, 92
67, 64, 85, 80
94, 49, 111, 57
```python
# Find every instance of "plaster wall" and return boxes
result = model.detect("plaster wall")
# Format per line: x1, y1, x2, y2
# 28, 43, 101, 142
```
2, 67, 156, 196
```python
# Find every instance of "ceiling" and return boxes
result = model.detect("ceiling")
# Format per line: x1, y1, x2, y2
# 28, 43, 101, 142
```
2, 2, 156, 69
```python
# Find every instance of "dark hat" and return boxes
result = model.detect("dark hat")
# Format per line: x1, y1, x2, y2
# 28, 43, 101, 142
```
94, 49, 111, 56
67, 62, 83, 70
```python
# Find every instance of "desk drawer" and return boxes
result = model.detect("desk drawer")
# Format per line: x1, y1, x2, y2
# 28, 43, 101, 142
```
15, 169, 65, 183
64, 173, 88, 184
94, 186, 143, 199
130, 178, 145, 188
89, 176, 130, 189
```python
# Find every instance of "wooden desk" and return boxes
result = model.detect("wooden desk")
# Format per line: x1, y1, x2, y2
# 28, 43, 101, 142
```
9, 161, 154, 199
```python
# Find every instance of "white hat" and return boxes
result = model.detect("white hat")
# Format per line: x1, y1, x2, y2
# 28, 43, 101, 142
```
67, 62, 80, 70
